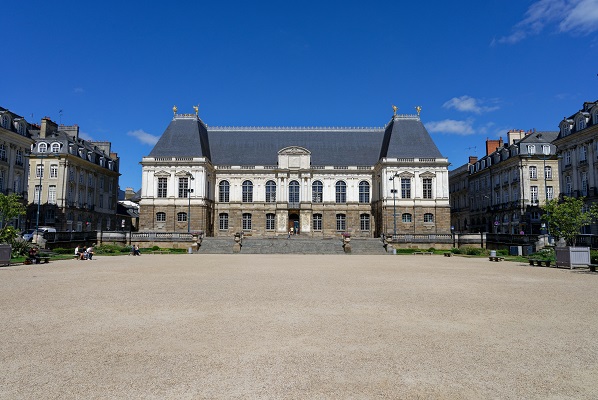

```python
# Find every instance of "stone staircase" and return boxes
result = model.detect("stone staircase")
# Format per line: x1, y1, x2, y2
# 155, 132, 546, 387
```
198, 237, 388, 255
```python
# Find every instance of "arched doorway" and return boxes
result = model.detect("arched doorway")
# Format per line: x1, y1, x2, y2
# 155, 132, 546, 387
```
288, 212, 300, 235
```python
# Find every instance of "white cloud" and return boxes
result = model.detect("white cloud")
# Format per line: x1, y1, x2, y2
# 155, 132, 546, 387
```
79, 131, 94, 141
73, 87, 84, 94
442, 95, 499, 114
425, 119, 476, 135
127, 129, 159, 145
497, 0, 598, 44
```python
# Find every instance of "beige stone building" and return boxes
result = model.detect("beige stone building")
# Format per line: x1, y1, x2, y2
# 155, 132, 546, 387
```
0, 106, 35, 230
554, 100, 598, 234
26, 118, 120, 232
139, 107, 451, 238
450, 130, 560, 234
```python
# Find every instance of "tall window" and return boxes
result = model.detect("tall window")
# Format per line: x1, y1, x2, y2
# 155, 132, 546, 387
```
16, 149, 23, 165
402, 213, 412, 223
424, 213, 434, 223
34, 185, 41, 204
265, 180, 276, 202
157, 178, 167, 198
0, 145, 6, 161
242, 180, 253, 203
579, 145, 588, 162
36, 164, 44, 178
48, 185, 56, 204
219, 213, 229, 230
547, 186, 554, 200
242, 213, 252, 230
266, 213, 275, 230
156, 212, 166, 222
542, 145, 550, 155
51, 143, 60, 153
335, 181, 346, 203
530, 186, 538, 203
219, 180, 230, 202
178, 177, 189, 198
360, 214, 370, 231
544, 166, 552, 179
422, 178, 432, 199
289, 180, 300, 204
581, 172, 588, 196
359, 181, 370, 203
565, 176, 572, 196
50, 164, 58, 178
529, 166, 537, 179
38, 143, 47, 153
565, 151, 571, 166
312, 180, 323, 203
336, 214, 346, 231
401, 178, 411, 199
313, 213, 322, 231
177, 212, 187, 222
527, 145, 536, 155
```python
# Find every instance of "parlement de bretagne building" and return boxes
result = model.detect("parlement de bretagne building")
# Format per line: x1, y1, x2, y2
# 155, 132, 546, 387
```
138, 106, 451, 239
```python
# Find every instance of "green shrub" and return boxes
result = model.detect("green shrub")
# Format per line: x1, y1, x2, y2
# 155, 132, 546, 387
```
463, 247, 486, 256
9, 238, 31, 257
591, 250, 598, 264
52, 247, 74, 254
151, 245, 160, 251
450, 247, 462, 254
96, 244, 128, 254
497, 249, 508, 256
427, 247, 436, 252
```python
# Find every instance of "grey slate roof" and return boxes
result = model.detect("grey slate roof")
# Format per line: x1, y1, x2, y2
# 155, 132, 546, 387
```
149, 114, 444, 166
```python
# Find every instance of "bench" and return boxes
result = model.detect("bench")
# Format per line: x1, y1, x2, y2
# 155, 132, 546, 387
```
489, 256, 505, 262
528, 259, 551, 267
151, 250, 166, 255
444, 252, 452, 257
414, 252, 433, 255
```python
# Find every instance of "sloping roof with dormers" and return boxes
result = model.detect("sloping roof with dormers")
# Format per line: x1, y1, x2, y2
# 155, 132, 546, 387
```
148, 113, 444, 166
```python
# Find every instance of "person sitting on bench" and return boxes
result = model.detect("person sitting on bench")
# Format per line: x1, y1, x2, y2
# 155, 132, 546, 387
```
28, 247, 41, 264
85, 244, 95, 260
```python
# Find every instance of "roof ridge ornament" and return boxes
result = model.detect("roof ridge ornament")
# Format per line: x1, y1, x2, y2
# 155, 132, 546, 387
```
415, 106, 422, 116
392, 105, 398, 116
193, 104, 199, 116
172, 105, 177, 115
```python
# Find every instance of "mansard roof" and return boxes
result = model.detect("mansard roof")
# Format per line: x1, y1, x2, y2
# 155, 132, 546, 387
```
148, 114, 211, 160
148, 112, 445, 166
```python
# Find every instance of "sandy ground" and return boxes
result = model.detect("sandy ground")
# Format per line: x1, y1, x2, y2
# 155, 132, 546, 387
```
1, 254, 597, 399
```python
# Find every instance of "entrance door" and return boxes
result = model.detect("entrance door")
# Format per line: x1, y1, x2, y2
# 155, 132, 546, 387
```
288, 213, 300, 234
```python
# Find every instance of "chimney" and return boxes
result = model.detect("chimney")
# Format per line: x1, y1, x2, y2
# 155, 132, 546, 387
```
507, 129, 526, 144
468, 156, 478, 164
125, 187, 135, 200
60, 124, 79, 139
485, 137, 504, 156
39, 117, 57, 139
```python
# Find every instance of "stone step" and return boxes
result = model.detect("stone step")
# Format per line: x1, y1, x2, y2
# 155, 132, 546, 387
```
198, 237, 387, 255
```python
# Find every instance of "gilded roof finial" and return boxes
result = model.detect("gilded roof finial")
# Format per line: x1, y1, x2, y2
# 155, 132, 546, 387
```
392, 105, 398, 116
193, 104, 199, 115
172, 105, 178, 115
415, 106, 422, 116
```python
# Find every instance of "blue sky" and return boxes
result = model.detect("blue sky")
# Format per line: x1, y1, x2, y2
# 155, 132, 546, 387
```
3, 1, 598, 190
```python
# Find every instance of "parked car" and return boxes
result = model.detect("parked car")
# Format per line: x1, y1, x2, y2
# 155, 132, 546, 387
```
22, 227, 57, 242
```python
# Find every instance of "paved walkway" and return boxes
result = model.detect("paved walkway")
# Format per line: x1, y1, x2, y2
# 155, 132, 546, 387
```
1, 255, 597, 399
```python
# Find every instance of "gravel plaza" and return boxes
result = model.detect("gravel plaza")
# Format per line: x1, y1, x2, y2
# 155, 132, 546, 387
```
1, 254, 597, 399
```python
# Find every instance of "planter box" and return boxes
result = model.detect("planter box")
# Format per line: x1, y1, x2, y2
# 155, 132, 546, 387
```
0, 244, 11, 267
555, 246, 590, 269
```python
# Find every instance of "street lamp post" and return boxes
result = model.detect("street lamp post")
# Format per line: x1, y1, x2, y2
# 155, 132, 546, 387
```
187, 175, 195, 233
389, 174, 398, 238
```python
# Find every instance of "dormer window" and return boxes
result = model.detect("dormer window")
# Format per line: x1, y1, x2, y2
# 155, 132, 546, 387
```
108, 160, 113, 170
542, 145, 550, 155
16, 123, 25, 135
578, 118, 586, 131
527, 145, 536, 155
51, 142, 61, 153
78, 149, 84, 158
38, 143, 48, 153
1, 115, 8, 129
99, 157, 105, 167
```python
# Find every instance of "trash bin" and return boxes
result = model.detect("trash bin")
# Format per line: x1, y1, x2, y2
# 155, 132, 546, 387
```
490, 250, 496, 257
188, 247, 193, 254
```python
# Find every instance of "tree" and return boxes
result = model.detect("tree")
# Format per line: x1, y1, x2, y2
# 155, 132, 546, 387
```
542, 196, 598, 245
0, 193, 27, 243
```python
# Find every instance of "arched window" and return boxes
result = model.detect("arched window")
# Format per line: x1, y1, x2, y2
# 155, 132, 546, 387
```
424, 213, 434, 223
51, 143, 61, 153
266, 213, 275, 230
219, 213, 229, 230
359, 181, 370, 203
335, 181, 346, 203
289, 180, 300, 205
360, 214, 370, 230
402, 213, 412, 223
156, 212, 166, 222
242, 180, 253, 203
219, 181, 230, 202
265, 180, 276, 203
312, 180, 323, 203
177, 212, 187, 222
38, 142, 48, 153
242, 213, 252, 230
